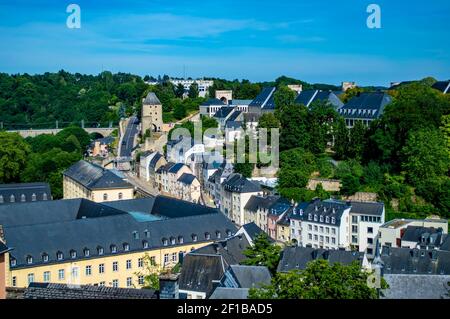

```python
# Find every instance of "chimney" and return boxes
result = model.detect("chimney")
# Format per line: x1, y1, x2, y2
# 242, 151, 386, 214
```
158, 274, 180, 299
0, 225, 5, 243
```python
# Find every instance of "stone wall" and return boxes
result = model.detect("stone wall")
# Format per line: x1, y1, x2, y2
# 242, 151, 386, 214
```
307, 178, 342, 192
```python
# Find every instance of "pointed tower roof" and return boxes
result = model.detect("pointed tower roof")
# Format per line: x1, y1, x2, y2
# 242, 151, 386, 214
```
143, 92, 161, 105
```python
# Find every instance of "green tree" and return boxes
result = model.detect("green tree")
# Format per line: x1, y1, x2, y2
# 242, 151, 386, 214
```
341, 175, 361, 196
249, 260, 386, 299
172, 100, 187, 120
401, 128, 449, 185
348, 121, 367, 160
175, 83, 185, 98
0, 132, 31, 183
241, 233, 281, 275
134, 253, 160, 290
274, 85, 296, 113
333, 118, 349, 160
279, 103, 310, 151
188, 83, 199, 98
440, 114, 450, 157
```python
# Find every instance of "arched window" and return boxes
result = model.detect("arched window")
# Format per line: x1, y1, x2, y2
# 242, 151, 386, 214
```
83, 248, 90, 257
103, 193, 108, 201
20, 194, 26, 202
31, 193, 37, 201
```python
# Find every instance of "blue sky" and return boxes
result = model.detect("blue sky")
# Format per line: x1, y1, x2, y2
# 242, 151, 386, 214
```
0, 0, 449, 86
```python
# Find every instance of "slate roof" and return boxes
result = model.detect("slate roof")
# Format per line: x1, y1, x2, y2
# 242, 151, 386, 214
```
379, 246, 450, 275
143, 92, 161, 105
0, 196, 236, 269
0, 241, 10, 254
295, 90, 344, 109
229, 99, 253, 106
177, 173, 197, 185
213, 107, 235, 119
192, 234, 250, 266
432, 80, 450, 94
24, 283, 157, 299
441, 236, 450, 251
201, 98, 226, 106
381, 275, 450, 299
178, 254, 226, 295
226, 110, 242, 122
338, 92, 392, 119
244, 195, 290, 215
209, 287, 249, 299
249, 87, 276, 110
289, 199, 350, 226
63, 160, 133, 190
226, 265, 272, 288
241, 222, 267, 242
225, 121, 243, 130
222, 174, 261, 193
148, 152, 164, 169
349, 201, 384, 216
401, 226, 445, 247
0, 183, 52, 204
277, 246, 365, 272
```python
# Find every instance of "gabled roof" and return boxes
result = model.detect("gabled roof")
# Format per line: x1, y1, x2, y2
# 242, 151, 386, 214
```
226, 110, 242, 122
63, 160, 133, 190
295, 90, 344, 109
289, 199, 350, 226
277, 246, 364, 272
349, 201, 384, 216
201, 98, 226, 106
178, 254, 226, 295
401, 226, 445, 245
225, 121, 243, 130
222, 174, 261, 193
177, 173, 197, 185
432, 80, 450, 94
226, 265, 272, 288
244, 195, 290, 215
213, 107, 235, 119
381, 274, 450, 299
24, 283, 157, 299
0, 183, 52, 204
240, 222, 267, 242
143, 92, 161, 105
339, 92, 392, 119
249, 87, 276, 110
209, 287, 249, 299
192, 234, 250, 266
168, 163, 186, 174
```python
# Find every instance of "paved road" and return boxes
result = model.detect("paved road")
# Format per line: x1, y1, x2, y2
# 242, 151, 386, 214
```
119, 116, 139, 157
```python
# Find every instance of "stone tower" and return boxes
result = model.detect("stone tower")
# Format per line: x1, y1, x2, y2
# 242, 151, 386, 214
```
142, 92, 163, 134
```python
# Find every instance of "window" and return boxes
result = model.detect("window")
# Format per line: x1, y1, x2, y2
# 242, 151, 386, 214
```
179, 236, 184, 244
118, 192, 123, 200
138, 276, 144, 285
21, 194, 26, 202
352, 235, 358, 244
331, 228, 336, 235
26, 255, 33, 265
126, 259, 132, 270
367, 227, 373, 234
352, 225, 358, 233
112, 279, 119, 288
205, 232, 211, 240
84, 248, 90, 257
113, 261, 118, 272
12, 277, 16, 287
331, 217, 336, 224
325, 227, 330, 234
86, 265, 92, 276
352, 216, 358, 223
123, 243, 130, 251
164, 254, 169, 264
99, 263, 105, 274
226, 230, 232, 237
331, 237, 336, 244
27, 273, 34, 285
71, 267, 79, 280
367, 238, 373, 244
170, 237, 176, 245
314, 235, 318, 242
216, 231, 221, 239
10, 195, 15, 203
10, 258, 16, 267
367, 248, 373, 255
308, 224, 312, 231
192, 234, 198, 242
162, 238, 168, 246
43, 271, 51, 282
326, 237, 330, 243
138, 258, 143, 268
70, 250, 77, 259
42, 193, 48, 201
314, 225, 318, 232
103, 193, 108, 201
42, 253, 49, 263
99, 281, 105, 287
172, 252, 177, 262
133, 231, 139, 240
98, 247, 104, 255
144, 230, 150, 238
143, 240, 149, 249
126, 277, 132, 287
319, 226, 324, 233
31, 193, 36, 201
150, 256, 156, 266
58, 269, 65, 280
110, 245, 117, 253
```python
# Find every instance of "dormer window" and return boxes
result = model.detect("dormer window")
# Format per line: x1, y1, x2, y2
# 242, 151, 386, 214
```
144, 230, 150, 238
192, 234, 198, 242
123, 243, 130, 251
178, 236, 184, 244
162, 238, 169, 246
331, 217, 336, 224
10, 195, 15, 203
170, 237, 176, 245
0, 195, 3, 203
142, 240, 149, 249
83, 248, 90, 257
320, 216, 324, 222
26, 255, 33, 264
10, 258, 16, 267
42, 193, 48, 201
57, 251, 64, 260
70, 250, 77, 259
42, 253, 49, 263
216, 231, 221, 239
226, 230, 232, 237
110, 245, 117, 253
308, 214, 312, 221
314, 215, 318, 222
97, 247, 104, 255
103, 193, 108, 201
20, 194, 26, 202
326, 216, 330, 223
205, 232, 211, 240
133, 231, 139, 240
31, 193, 36, 201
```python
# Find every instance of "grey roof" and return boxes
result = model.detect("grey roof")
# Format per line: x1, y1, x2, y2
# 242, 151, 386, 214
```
379, 246, 450, 275
0, 241, 9, 254
249, 87, 276, 110
441, 236, 450, 251
177, 173, 197, 185
401, 226, 445, 247
295, 90, 344, 109
192, 234, 250, 266
349, 201, 384, 216
289, 199, 350, 226
432, 80, 450, 94
143, 92, 161, 105
222, 174, 261, 193
178, 254, 225, 295
226, 110, 242, 122
225, 121, 243, 130
241, 222, 267, 242
0, 183, 52, 204
229, 99, 253, 106
0, 196, 237, 269
63, 160, 133, 190
339, 92, 392, 119
277, 246, 364, 272
244, 195, 290, 215
149, 152, 164, 169
381, 275, 450, 299
209, 287, 249, 299
168, 163, 185, 174
213, 107, 235, 119
227, 265, 271, 288
24, 283, 156, 299
201, 98, 226, 106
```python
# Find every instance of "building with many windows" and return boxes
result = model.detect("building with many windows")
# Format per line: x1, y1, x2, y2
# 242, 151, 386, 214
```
63, 160, 134, 203
0, 196, 236, 289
